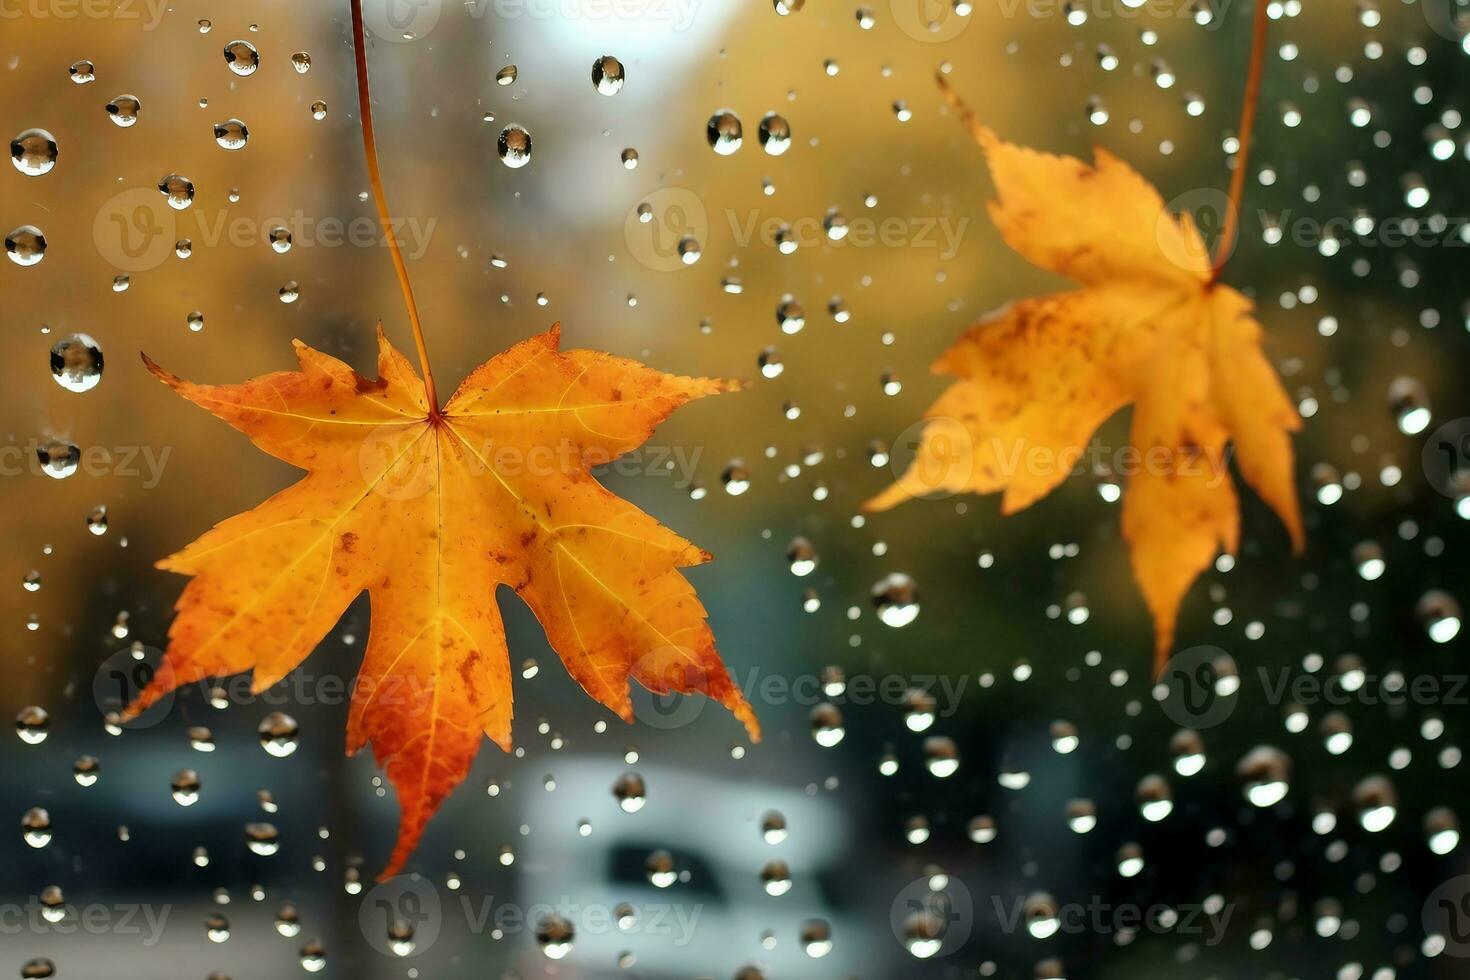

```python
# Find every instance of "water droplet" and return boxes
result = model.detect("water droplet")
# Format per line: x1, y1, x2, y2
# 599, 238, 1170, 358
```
810, 703, 845, 747
923, 736, 959, 777
1388, 376, 1431, 434
298, 940, 327, 972
275, 902, 302, 937
1353, 775, 1398, 832
612, 771, 646, 812
223, 40, 260, 76
258, 711, 300, 757
592, 55, 624, 95
758, 113, 791, 156
1419, 589, 1462, 643
22, 807, 52, 848
105, 94, 141, 126
69, 60, 95, 84
721, 460, 751, 495
1237, 745, 1291, 806
291, 52, 312, 74
761, 858, 792, 896
495, 65, 518, 86
760, 810, 788, 844
800, 918, 832, 957
777, 296, 805, 334
310, 100, 328, 121
51, 333, 103, 392
786, 536, 818, 576
171, 769, 201, 806
205, 911, 230, 943
872, 573, 920, 627
73, 755, 99, 786
246, 821, 280, 855
10, 129, 58, 176
39, 886, 65, 923
158, 173, 196, 210
645, 848, 677, 887
535, 913, 574, 958
36, 440, 80, 479
6, 225, 47, 266
498, 124, 532, 168
707, 110, 743, 155
16, 706, 49, 744
213, 118, 249, 150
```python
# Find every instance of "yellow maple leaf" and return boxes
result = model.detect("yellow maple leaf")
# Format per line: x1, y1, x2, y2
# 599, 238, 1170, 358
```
867, 77, 1303, 671
126, 325, 758, 876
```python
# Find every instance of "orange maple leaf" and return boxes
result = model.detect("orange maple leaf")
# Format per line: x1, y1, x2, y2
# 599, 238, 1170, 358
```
867, 78, 1303, 671
125, 325, 759, 877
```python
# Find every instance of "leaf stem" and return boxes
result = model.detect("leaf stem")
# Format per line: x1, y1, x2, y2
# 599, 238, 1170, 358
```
1210, 0, 1270, 282
349, 0, 439, 411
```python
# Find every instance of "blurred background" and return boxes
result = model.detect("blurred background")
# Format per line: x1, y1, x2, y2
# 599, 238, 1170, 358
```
4, 0, 1470, 976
